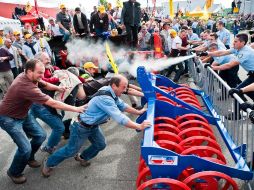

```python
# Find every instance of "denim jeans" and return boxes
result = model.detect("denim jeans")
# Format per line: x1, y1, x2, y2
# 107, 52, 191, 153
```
46, 122, 106, 167
0, 114, 46, 176
30, 104, 64, 149
59, 28, 70, 42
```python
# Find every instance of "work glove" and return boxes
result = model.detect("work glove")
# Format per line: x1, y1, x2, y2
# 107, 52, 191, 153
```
204, 63, 211, 68
249, 110, 254, 124
228, 88, 243, 97
240, 102, 254, 112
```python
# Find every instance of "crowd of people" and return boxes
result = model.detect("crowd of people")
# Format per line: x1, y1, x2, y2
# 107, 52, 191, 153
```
1, 0, 254, 185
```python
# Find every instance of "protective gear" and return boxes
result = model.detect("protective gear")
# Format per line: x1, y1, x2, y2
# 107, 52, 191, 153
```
240, 102, 254, 112
228, 88, 243, 97
204, 63, 211, 69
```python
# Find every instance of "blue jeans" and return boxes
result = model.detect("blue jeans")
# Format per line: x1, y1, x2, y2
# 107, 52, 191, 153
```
59, 28, 70, 42
46, 122, 106, 167
0, 114, 46, 176
30, 104, 64, 149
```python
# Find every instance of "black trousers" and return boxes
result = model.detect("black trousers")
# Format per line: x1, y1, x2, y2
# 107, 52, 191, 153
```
219, 65, 241, 88
125, 25, 138, 49
11, 67, 19, 79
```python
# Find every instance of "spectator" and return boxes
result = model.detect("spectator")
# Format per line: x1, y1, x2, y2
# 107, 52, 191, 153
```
141, 9, 149, 22
0, 45, 14, 95
232, 20, 240, 37
138, 26, 151, 51
90, 5, 109, 36
56, 4, 72, 42
113, 6, 122, 24
22, 33, 41, 60
90, 6, 97, 18
73, 7, 89, 36
47, 18, 63, 38
121, 0, 141, 49
160, 23, 171, 56
0, 27, 5, 47
4, 39, 22, 78
34, 30, 52, 57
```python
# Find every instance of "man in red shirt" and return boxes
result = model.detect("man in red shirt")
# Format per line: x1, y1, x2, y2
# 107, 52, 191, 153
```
0, 59, 85, 184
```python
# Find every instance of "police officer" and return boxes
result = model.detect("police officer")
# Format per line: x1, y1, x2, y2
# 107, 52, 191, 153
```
208, 42, 240, 88
216, 21, 231, 49
208, 33, 254, 119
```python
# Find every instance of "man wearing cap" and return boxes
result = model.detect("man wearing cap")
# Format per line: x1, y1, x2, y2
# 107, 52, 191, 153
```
13, 31, 26, 72
0, 27, 5, 47
22, 33, 41, 60
80, 62, 99, 81
121, 0, 141, 49
42, 74, 150, 177
73, 7, 89, 36
56, 4, 72, 42
90, 5, 109, 36
34, 29, 52, 57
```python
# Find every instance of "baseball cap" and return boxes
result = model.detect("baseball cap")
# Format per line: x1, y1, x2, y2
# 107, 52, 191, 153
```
13, 31, 21, 35
169, 29, 177, 37
60, 4, 66, 9
83, 62, 98, 69
24, 33, 32, 39
98, 5, 106, 13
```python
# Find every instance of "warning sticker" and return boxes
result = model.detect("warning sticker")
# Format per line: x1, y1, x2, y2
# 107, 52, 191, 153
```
148, 155, 178, 165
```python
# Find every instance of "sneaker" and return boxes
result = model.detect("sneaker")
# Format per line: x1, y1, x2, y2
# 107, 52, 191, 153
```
40, 146, 56, 154
7, 170, 27, 184
28, 160, 41, 168
74, 153, 91, 167
41, 159, 53, 178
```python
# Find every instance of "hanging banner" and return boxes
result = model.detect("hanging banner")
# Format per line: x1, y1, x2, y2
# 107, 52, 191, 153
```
205, 0, 213, 9
169, 0, 174, 18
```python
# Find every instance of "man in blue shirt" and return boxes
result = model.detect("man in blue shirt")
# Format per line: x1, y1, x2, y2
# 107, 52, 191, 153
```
209, 42, 240, 88
216, 21, 231, 49
208, 33, 254, 119
42, 74, 150, 177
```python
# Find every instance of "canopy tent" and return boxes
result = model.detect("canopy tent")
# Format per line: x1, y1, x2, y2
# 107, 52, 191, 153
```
0, 16, 21, 33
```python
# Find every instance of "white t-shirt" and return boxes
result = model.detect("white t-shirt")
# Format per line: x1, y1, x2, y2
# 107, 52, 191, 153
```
171, 36, 182, 50
49, 24, 63, 36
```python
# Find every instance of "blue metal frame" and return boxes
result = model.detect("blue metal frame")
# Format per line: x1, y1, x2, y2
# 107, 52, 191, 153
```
136, 66, 253, 181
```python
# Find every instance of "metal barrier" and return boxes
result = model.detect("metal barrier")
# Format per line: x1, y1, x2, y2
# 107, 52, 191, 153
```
135, 56, 254, 189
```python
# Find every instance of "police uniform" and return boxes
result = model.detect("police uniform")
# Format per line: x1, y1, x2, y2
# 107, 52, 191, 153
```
217, 28, 231, 49
230, 45, 254, 100
213, 54, 240, 87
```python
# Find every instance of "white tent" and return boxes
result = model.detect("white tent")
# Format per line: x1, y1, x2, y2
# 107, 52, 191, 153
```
0, 16, 21, 33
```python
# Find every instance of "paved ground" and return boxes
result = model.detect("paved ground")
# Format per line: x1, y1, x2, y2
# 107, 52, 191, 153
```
0, 95, 142, 190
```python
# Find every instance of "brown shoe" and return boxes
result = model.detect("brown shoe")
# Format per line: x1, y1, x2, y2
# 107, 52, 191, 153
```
41, 159, 53, 178
28, 160, 41, 168
7, 170, 27, 184
74, 153, 91, 167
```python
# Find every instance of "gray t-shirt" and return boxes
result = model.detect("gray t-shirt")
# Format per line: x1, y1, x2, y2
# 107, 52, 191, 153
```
56, 12, 72, 30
